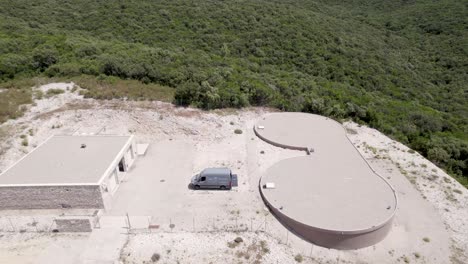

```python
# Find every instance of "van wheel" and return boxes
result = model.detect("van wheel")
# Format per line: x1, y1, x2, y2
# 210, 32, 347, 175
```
194, 185, 200, 190
220, 186, 226, 190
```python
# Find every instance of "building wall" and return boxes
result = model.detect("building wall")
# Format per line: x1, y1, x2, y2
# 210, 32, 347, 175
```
0, 185, 104, 210
99, 140, 138, 210
259, 187, 394, 250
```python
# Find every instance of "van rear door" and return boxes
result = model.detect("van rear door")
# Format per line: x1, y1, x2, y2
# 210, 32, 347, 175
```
231, 174, 238, 187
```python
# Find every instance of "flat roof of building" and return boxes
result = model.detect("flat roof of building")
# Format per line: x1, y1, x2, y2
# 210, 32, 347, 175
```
0, 135, 133, 186
256, 113, 397, 232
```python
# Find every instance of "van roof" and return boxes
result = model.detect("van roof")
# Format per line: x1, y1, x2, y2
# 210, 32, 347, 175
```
201, 167, 231, 177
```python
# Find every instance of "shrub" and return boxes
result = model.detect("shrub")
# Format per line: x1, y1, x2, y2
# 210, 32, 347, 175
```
260, 240, 269, 254
46, 88, 65, 97
227, 241, 238, 248
33, 89, 44, 100
31, 47, 59, 71
150, 253, 160, 262
294, 254, 303, 263
234, 129, 243, 134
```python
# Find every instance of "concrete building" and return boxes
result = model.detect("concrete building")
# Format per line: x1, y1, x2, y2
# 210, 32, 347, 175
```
0, 135, 137, 210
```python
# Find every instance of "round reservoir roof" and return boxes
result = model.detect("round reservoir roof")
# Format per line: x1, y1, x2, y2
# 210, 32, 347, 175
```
256, 113, 397, 234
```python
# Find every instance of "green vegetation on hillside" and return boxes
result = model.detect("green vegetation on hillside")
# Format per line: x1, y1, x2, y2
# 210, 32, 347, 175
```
0, 0, 466, 185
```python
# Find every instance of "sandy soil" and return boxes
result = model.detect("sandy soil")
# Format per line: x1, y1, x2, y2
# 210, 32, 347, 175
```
0, 82, 466, 264
344, 122, 468, 263
120, 232, 300, 264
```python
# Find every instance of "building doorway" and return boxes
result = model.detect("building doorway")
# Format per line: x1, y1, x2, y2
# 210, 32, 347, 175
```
118, 158, 126, 172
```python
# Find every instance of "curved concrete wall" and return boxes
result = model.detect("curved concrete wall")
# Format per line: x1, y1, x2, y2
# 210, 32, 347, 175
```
259, 183, 394, 250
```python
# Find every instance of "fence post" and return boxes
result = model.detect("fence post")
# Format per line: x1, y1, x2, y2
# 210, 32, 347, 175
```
8, 217, 15, 232
193, 216, 195, 232
126, 213, 131, 230
32, 217, 38, 232
250, 218, 253, 231
95, 215, 101, 229
286, 230, 289, 245
48, 218, 56, 232
309, 244, 313, 258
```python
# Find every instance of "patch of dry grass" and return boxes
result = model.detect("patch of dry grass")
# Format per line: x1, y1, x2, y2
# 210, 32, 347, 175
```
72, 75, 174, 102
0, 88, 32, 123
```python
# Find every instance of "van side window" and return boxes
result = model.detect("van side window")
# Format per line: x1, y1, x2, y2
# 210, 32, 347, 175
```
200, 176, 206, 181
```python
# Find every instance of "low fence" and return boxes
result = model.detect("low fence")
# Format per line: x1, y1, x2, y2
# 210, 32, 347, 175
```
0, 211, 302, 248
0, 212, 340, 261
0, 213, 98, 233
94, 212, 300, 246
95, 213, 271, 233
0, 215, 56, 233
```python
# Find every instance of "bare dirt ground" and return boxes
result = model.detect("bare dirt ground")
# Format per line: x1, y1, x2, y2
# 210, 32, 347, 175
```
0, 82, 466, 264
344, 122, 468, 263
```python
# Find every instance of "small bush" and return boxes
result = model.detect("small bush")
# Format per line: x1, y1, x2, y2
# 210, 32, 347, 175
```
403, 256, 410, 263
294, 254, 303, 263
150, 253, 160, 262
414, 252, 421, 258
33, 90, 44, 100
236, 251, 251, 260
227, 241, 238, 248
234, 129, 243, 134
45, 88, 65, 97
21, 138, 28, 146
260, 240, 269, 254
422, 237, 430, 243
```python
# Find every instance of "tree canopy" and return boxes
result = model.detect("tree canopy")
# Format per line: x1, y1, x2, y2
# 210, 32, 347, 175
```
0, 0, 466, 185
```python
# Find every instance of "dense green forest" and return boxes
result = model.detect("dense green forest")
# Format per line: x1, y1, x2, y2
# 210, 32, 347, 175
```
0, 0, 467, 185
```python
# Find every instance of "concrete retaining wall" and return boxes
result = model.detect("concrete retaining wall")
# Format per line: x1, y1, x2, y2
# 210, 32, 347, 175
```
0, 185, 104, 210
259, 183, 394, 250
